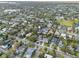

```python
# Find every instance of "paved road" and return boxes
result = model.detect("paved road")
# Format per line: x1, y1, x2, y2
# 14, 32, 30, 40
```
56, 50, 76, 58
0, 20, 19, 24
32, 47, 40, 58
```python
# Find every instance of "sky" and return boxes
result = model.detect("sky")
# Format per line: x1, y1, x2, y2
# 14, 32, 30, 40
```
0, 0, 79, 1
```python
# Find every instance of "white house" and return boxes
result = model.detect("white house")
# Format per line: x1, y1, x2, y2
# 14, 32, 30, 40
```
55, 31, 60, 36
60, 33, 66, 39
26, 33, 32, 37
44, 54, 53, 58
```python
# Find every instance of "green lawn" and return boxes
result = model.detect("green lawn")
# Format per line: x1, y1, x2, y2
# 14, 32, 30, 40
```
57, 19, 79, 27
57, 19, 74, 27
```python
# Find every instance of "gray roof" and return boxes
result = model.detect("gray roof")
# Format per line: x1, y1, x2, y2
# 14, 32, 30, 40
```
76, 44, 79, 51
24, 48, 36, 58
51, 37, 60, 45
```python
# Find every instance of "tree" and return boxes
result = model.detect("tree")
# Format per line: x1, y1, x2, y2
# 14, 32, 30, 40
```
39, 47, 47, 58
28, 43, 35, 48
59, 54, 64, 58
61, 47, 67, 53
0, 52, 3, 56
63, 40, 68, 47
70, 40, 78, 48
75, 52, 79, 57
47, 50, 56, 57
44, 42, 49, 47
0, 54, 8, 58
27, 36, 37, 42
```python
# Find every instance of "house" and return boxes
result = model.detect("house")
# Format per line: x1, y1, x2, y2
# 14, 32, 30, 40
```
58, 41, 64, 48
55, 16, 64, 20
48, 29, 54, 34
39, 28, 49, 34
0, 47, 5, 52
60, 33, 66, 39
35, 35, 43, 45
75, 23, 79, 33
2, 40, 12, 49
15, 46, 25, 56
24, 48, 36, 58
38, 35, 42, 40
2, 42, 12, 49
44, 54, 53, 58
54, 31, 60, 37
41, 38, 48, 46
4, 9, 20, 14
0, 28, 7, 33
51, 37, 60, 45
74, 34, 79, 40
75, 23, 79, 30
67, 45, 74, 51
42, 38, 48, 43
1, 42, 12, 49
67, 27, 74, 33
38, 26, 41, 29
47, 23, 52, 28
40, 19, 44, 23
1, 45, 8, 49
67, 34, 73, 39
2, 28, 7, 32
58, 26, 67, 33
36, 41, 42, 45
26, 33, 32, 37
11, 23, 18, 27
42, 28, 49, 34
38, 38, 48, 46
76, 44, 79, 52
